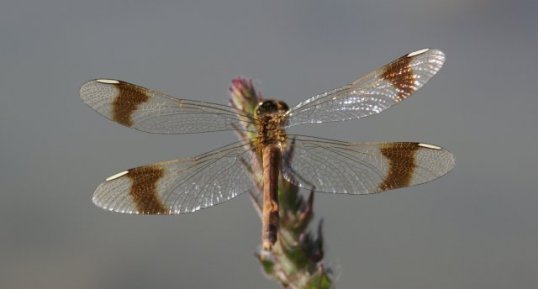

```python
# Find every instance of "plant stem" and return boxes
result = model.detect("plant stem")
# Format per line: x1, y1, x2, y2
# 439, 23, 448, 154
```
229, 78, 332, 289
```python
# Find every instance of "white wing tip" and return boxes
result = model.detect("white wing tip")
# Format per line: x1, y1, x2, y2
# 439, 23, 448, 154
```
407, 48, 445, 59
80, 79, 120, 100
418, 143, 442, 150
418, 143, 456, 172
105, 170, 129, 181
408, 48, 430, 57
96, 79, 120, 84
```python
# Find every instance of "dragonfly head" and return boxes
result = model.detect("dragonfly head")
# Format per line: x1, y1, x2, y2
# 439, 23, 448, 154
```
255, 100, 289, 117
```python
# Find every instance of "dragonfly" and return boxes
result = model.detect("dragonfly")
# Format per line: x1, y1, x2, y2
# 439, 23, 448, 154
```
81, 48, 454, 250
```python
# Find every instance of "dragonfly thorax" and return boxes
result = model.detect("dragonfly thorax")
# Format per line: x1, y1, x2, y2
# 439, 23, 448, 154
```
255, 99, 289, 145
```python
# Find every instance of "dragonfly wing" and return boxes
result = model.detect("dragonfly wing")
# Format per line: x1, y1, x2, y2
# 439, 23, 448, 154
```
281, 135, 454, 194
92, 142, 256, 214
80, 79, 255, 134
286, 49, 445, 127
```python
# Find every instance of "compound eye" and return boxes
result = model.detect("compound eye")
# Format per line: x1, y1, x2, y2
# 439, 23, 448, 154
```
277, 101, 289, 112
259, 101, 277, 113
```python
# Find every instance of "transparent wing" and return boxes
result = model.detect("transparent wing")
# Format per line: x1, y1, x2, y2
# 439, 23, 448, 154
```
92, 142, 257, 214
282, 135, 454, 194
80, 79, 255, 134
286, 49, 445, 127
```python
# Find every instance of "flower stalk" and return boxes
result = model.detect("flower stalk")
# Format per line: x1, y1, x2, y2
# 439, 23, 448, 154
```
229, 78, 332, 289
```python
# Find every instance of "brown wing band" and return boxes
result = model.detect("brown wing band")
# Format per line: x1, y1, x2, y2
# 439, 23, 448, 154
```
381, 55, 416, 101
127, 166, 169, 214
112, 82, 150, 127
378, 143, 419, 191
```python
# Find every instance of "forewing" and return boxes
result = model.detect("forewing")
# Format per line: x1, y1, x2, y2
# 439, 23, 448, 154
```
282, 135, 454, 194
286, 49, 445, 127
92, 142, 256, 214
80, 79, 255, 134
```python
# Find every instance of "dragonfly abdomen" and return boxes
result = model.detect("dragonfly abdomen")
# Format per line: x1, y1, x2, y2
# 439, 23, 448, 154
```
261, 144, 281, 250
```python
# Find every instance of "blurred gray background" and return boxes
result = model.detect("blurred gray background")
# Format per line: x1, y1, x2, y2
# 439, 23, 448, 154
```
1, 0, 537, 288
